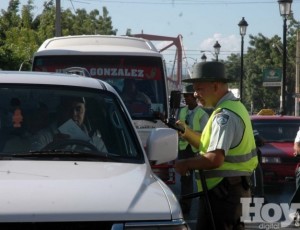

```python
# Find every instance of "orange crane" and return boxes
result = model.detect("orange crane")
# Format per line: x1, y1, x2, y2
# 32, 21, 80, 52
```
132, 33, 185, 91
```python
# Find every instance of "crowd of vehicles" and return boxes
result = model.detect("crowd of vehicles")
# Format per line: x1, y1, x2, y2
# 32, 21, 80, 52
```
31, 35, 178, 184
30, 34, 300, 188
6, 33, 300, 229
0, 71, 189, 229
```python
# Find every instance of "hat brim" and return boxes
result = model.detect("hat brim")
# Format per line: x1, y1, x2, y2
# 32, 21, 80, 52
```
183, 78, 234, 83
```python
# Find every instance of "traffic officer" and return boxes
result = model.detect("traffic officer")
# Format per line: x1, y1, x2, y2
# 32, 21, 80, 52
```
177, 84, 209, 214
174, 61, 258, 230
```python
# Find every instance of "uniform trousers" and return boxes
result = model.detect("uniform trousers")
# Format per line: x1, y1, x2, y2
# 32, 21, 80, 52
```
290, 164, 300, 204
196, 176, 251, 230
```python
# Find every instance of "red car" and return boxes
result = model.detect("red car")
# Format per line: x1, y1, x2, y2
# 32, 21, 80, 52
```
251, 114, 300, 184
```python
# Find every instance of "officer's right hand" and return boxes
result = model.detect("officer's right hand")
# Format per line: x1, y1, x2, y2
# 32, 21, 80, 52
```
176, 121, 201, 149
175, 120, 186, 135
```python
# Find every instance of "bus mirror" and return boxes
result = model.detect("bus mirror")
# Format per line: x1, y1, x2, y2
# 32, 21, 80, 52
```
169, 90, 181, 110
63, 67, 91, 78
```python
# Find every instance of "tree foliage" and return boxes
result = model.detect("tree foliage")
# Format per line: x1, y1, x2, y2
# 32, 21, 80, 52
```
0, 0, 299, 115
225, 15, 300, 115
0, 0, 117, 70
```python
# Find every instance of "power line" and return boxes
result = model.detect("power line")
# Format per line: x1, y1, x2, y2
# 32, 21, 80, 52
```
96, 0, 300, 5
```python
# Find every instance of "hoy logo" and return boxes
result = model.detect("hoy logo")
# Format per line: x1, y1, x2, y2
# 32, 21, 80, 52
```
241, 197, 300, 228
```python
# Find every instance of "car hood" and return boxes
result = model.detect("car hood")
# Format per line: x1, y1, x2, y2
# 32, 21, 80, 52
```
260, 142, 294, 157
0, 161, 181, 222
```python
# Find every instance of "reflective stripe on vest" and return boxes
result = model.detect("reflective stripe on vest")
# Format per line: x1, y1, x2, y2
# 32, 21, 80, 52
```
178, 106, 206, 152
196, 100, 258, 191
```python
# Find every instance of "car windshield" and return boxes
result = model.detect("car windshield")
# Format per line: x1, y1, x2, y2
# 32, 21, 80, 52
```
0, 85, 143, 163
33, 55, 168, 120
252, 119, 300, 142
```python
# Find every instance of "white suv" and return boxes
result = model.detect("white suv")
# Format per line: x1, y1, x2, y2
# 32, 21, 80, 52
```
0, 71, 188, 229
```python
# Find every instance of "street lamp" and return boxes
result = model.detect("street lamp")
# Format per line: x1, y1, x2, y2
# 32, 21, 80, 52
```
213, 41, 221, 61
238, 17, 248, 102
278, 0, 292, 114
201, 53, 207, 62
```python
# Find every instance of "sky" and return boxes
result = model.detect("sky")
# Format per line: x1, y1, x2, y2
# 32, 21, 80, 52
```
1, 0, 300, 67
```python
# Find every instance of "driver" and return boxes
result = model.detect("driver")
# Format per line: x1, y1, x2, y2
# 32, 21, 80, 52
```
30, 97, 107, 152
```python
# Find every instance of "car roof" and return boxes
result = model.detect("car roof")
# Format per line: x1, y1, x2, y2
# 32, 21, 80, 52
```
251, 115, 300, 121
0, 71, 113, 91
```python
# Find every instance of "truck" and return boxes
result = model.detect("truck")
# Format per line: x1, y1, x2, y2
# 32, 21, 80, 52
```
0, 70, 188, 229
31, 35, 179, 183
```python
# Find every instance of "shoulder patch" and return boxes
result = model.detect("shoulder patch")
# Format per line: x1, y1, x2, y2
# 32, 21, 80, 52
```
216, 113, 229, 126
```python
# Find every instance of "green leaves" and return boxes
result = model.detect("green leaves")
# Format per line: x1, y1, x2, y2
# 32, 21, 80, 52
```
0, 2, 117, 70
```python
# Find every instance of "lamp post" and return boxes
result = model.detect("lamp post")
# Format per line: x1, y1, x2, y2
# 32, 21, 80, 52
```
238, 17, 248, 102
201, 53, 207, 62
55, 0, 61, 36
213, 41, 221, 61
278, 0, 292, 114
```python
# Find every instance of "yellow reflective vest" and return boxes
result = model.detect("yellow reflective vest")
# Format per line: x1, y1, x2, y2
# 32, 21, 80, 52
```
178, 106, 206, 152
196, 100, 258, 191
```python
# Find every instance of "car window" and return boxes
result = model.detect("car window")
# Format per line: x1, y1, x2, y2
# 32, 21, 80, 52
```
0, 85, 143, 162
252, 119, 300, 142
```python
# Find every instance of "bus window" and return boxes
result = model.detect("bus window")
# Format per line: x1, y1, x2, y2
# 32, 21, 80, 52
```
32, 55, 167, 119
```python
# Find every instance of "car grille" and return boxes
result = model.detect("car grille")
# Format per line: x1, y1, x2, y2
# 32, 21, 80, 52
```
281, 157, 299, 163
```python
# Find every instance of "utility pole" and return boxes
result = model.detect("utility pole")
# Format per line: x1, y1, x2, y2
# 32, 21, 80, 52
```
295, 30, 300, 116
55, 0, 61, 37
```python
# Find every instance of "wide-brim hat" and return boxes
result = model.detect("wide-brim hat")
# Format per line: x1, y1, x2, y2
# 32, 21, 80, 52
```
183, 61, 234, 83
181, 84, 194, 94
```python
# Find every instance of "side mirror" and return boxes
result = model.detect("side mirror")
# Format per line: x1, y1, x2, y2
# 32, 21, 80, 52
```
63, 67, 91, 77
146, 128, 178, 164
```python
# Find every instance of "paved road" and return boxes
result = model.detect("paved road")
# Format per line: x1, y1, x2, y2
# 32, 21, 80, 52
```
168, 172, 299, 230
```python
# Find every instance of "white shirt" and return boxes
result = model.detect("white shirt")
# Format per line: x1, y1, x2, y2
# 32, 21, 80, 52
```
295, 129, 300, 143
206, 91, 245, 156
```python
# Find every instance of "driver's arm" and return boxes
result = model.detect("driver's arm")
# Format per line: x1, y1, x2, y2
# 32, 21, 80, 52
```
91, 131, 107, 152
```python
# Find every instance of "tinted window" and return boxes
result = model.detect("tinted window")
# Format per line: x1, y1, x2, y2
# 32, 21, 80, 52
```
252, 119, 300, 142
0, 85, 143, 162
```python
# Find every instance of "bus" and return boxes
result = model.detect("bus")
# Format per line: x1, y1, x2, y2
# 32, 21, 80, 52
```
31, 35, 177, 183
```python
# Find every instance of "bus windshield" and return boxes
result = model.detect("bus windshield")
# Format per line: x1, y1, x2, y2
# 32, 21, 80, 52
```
32, 55, 168, 120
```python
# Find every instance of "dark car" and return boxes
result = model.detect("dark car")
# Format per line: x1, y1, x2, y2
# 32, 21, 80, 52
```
251, 114, 300, 184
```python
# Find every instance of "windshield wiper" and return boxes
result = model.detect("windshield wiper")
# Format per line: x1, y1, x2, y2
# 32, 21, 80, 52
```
9, 150, 122, 162
131, 115, 158, 123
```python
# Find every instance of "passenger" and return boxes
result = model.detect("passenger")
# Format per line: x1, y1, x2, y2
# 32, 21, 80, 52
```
294, 129, 300, 156
288, 128, 300, 226
174, 61, 258, 230
121, 79, 151, 104
3, 98, 28, 152
30, 97, 106, 152
177, 84, 209, 215
8, 98, 23, 130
